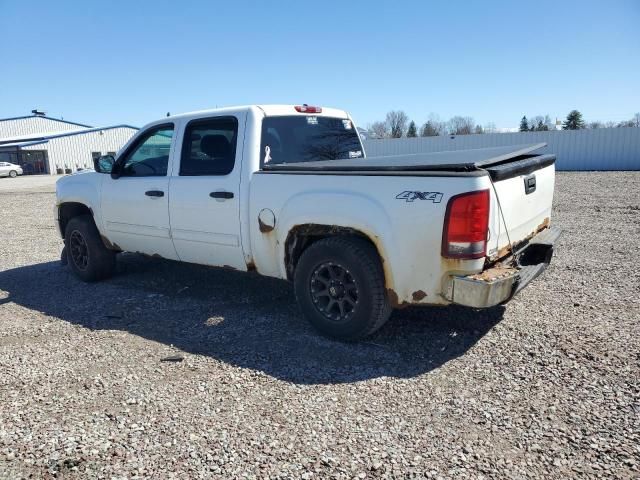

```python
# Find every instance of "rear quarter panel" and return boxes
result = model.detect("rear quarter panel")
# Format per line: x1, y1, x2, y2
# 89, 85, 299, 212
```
249, 172, 491, 306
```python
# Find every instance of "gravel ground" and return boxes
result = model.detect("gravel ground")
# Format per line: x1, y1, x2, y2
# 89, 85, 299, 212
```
0, 172, 638, 479
0, 175, 58, 193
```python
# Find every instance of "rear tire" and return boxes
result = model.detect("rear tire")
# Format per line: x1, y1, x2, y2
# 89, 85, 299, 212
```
9, 170, 17, 178
65, 215, 115, 282
294, 236, 392, 341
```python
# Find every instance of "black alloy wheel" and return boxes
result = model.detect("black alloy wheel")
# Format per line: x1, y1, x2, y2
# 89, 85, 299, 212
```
69, 230, 89, 271
310, 262, 359, 323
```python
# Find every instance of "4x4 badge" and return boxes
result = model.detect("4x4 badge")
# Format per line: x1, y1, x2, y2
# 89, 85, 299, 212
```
396, 191, 443, 203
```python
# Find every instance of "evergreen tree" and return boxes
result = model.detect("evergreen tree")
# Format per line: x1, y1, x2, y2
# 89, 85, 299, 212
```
519, 116, 529, 132
563, 110, 586, 130
420, 121, 439, 136
407, 120, 418, 137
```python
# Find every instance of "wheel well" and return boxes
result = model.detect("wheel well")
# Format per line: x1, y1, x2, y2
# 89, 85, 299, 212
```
284, 224, 382, 280
58, 202, 92, 238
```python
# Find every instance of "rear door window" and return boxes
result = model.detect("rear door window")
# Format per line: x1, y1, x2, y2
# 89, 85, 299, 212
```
180, 117, 238, 176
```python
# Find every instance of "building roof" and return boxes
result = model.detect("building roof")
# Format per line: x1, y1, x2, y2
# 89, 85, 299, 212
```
0, 114, 93, 129
0, 125, 139, 146
0, 139, 50, 149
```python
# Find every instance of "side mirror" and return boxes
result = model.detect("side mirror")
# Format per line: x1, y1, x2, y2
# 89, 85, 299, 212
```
94, 155, 115, 174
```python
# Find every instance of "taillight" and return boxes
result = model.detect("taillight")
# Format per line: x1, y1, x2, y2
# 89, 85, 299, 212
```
442, 189, 490, 259
294, 105, 322, 113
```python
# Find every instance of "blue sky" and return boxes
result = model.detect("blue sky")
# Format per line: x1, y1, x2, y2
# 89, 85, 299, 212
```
0, 0, 638, 130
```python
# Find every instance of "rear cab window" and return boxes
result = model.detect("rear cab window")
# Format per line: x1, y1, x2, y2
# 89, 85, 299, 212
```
260, 115, 363, 167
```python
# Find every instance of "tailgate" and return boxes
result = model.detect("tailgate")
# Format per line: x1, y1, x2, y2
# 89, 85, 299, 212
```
486, 155, 556, 260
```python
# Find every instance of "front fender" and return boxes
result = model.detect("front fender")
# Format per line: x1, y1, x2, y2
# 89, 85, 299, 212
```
55, 173, 105, 231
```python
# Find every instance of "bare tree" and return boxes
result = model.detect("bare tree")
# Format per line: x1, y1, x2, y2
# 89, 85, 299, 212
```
385, 110, 409, 138
587, 121, 604, 129
368, 121, 389, 139
474, 124, 484, 134
544, 115, 555, 131
447, 116, 475, 135
483, 122, 497, 134
633, 113, 640, 127
526, 115, 554, 131
529, 116, 545, 131
617, 120, 635, 128
604, 121, 617, 128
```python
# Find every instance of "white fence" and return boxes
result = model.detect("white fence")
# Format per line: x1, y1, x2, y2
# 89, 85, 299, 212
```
362, 127, 640, 170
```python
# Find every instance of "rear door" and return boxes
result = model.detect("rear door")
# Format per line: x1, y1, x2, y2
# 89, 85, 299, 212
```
100, 123, 179, 260
168, 113, 247, 269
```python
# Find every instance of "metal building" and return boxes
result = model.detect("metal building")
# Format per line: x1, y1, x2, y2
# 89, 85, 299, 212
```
363, 127, 640, 170
0, 113, 137, 174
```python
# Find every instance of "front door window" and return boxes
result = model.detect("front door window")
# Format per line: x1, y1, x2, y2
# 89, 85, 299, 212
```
118, 126, 174, 177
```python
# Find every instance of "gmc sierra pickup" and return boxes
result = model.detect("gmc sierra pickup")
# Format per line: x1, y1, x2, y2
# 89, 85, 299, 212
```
55, 105, 560, 340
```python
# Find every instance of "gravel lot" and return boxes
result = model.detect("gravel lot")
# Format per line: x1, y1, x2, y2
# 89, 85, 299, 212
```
0, 172, 638, 479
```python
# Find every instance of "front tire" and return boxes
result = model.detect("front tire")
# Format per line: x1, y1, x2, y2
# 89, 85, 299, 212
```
294, 236, 392, 341
9, 170, 17, 178
65, 215, 115, 282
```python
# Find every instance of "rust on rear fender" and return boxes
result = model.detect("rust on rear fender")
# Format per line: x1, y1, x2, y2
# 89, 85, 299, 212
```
386, 288, 410, 308
411, 290, 427, 301
285, 224, 397, 297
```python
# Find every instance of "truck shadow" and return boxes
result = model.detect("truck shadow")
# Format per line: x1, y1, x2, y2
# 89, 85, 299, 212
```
0, 255, 505, 385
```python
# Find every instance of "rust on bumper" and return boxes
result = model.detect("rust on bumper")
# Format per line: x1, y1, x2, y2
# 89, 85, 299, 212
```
444, 226, 561, 308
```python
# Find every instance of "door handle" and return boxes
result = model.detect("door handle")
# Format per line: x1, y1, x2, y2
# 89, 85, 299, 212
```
523, 174, 536, 195
209, 191, 234, 199
145, 190, 165, 197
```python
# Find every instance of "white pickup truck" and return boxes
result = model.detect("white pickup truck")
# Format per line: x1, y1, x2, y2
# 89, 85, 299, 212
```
55, 105, 560, 340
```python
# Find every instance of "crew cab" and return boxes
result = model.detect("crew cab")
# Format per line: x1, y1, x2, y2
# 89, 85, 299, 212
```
55, 105, 560, 340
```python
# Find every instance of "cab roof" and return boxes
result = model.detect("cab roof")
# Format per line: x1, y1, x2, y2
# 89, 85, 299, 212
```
166, 105, 349, 121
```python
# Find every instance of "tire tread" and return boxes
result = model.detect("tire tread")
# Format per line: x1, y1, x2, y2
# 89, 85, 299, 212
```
65, 215, 115, 282
295, 236, 392, 340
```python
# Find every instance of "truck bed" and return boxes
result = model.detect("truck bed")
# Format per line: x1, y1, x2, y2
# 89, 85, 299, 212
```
262, 143, 555, 179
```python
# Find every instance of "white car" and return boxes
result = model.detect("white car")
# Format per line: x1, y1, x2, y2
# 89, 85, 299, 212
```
0, 162, 23, 178
55, 104, 560, 340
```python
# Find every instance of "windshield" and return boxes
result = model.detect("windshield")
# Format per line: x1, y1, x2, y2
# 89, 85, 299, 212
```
260, 116, 363, 165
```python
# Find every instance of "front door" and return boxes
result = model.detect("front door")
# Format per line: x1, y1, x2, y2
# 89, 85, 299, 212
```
100, 123, 179, 260
168, 114, 246, 269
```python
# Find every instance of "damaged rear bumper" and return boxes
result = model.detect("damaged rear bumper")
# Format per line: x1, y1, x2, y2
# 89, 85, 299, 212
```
444, 226, 561, 308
